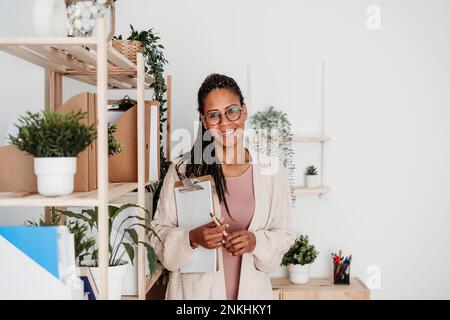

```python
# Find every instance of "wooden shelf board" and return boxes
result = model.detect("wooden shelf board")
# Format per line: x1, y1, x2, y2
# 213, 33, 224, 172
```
0, 190, 99, 207
0, 40, 154, 89
0, 37, 98, 46
292, 186, 331, 195
112, 181, 158, 204
292, 136, 330, 143
107, 182, 140, 203
0, 182, 149, 207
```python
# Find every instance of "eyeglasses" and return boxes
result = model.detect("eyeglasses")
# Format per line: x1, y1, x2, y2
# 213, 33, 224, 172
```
202, 105, 243, 126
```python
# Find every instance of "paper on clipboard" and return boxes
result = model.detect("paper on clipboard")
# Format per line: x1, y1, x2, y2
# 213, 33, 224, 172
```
174, 175, 219, 273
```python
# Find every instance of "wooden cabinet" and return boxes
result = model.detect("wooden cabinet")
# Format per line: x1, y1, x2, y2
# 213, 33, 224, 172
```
271, 277, 370, 300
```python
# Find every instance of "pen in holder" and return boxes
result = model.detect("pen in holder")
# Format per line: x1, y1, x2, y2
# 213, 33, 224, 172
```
332, 251, 351, 285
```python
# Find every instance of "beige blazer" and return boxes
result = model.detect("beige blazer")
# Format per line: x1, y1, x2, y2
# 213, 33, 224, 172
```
148, 151, 296, 300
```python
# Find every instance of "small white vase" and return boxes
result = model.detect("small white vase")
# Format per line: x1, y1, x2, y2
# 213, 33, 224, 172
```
90, 262, 129, 300
305, 175, 320, 188
34, 157, 77, 196
288, 264, 311, 284
32, 0, 57, 36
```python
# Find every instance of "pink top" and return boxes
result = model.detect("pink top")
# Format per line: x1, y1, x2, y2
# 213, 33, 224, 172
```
220, 165, 255, 300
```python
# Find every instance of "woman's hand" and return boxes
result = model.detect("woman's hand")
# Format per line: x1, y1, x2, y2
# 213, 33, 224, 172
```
224, 230, 256, 256
189, 218, 229, 249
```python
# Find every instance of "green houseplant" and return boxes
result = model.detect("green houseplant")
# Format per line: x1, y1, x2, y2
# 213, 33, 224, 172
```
305, 165, 320, 188
25, 209, 95, 266
250, 106, 296, 204
108, 123, 122, 157
9, 110, 96, 196
114, 25, 171, 217
281, 235, 319, 284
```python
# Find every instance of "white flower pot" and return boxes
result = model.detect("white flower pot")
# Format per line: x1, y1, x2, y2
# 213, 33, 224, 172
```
34, 157, 77, 196
305, 175, 320, 188
32, 0, 57, 36
288, 263, 311, 284
90, 262, 129, 300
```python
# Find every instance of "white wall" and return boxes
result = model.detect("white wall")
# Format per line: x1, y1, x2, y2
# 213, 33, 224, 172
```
1, 0, 450, 299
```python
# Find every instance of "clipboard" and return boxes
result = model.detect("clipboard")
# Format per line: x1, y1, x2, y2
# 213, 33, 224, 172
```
174, 175, 219, 273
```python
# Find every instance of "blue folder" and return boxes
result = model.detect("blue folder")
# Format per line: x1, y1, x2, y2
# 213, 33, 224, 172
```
0, 226, 59, 278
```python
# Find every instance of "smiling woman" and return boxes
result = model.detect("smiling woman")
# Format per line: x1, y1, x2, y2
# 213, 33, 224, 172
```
147, 73, 296, 300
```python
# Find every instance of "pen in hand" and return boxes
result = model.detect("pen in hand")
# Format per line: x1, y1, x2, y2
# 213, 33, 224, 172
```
210, 212, 229, 237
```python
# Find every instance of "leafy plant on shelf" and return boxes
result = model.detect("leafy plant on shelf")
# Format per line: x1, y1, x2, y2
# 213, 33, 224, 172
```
281, 235, 319, 266
250, 106, 296, 204
114, 25, 171, 217
54, 204, 161, 273
25, 209, 95, 265
305, 165, 318, 176
9, 110, 96, 157
108, 123, 122, 157
8, 110, 121, 158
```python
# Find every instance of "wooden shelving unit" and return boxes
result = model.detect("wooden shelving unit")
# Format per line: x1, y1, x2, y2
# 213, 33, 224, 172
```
0, 17, 160, 300
292, 135, 330, 143
0, 37, 153, 89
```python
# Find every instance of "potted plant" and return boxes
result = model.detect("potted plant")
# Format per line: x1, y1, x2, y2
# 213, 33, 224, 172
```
250, 106, 296, 205
54, 204, 160, 300
305, 165, 320, 188
9, 110, 96, 196
281, 235, 319, 284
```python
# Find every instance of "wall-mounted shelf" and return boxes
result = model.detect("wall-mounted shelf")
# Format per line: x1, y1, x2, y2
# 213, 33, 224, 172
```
292, 186, 331, 195
291, 60, 330, 197
292, 136, 330, 143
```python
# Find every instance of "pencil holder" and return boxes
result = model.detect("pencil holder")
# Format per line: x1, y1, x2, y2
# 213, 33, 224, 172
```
333, 261, 350, 285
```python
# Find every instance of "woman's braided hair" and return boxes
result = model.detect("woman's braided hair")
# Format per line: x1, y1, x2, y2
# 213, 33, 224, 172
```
176, 74, 245, 217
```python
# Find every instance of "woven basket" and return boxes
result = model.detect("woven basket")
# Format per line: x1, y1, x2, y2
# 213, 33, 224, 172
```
112, 40, 143, 64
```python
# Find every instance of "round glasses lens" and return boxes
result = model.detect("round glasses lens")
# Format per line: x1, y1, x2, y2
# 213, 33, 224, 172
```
206, 112, 221, 125
226, 107, 241, 121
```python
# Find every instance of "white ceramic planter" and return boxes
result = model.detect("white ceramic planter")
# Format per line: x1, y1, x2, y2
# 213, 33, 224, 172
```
288, 264, 311, 284
305, 175, 320, 188
34, 157, 77, 196
90, 262, 129, 300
